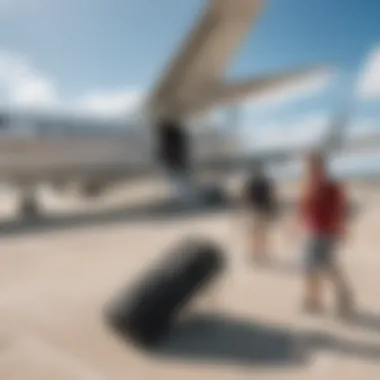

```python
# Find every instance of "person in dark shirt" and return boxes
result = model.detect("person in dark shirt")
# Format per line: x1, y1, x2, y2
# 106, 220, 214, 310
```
242, 162, 277, 263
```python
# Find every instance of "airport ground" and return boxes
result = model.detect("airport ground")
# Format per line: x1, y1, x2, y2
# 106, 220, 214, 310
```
1, 179, 380, 379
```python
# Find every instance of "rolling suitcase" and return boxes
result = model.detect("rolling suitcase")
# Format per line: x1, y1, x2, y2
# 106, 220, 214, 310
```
105, 238, 225, 347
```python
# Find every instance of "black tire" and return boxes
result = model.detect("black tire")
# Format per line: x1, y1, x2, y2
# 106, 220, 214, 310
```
201, 185, 227, 205
105, 238, 225, 348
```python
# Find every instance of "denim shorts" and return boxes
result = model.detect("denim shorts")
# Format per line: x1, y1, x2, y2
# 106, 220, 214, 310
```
304, 235, 337, 273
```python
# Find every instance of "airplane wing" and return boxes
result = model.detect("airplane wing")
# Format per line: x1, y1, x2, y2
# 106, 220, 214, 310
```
146, 0, 264, 120
145, 0, 333, 122
180, 65, 332, 117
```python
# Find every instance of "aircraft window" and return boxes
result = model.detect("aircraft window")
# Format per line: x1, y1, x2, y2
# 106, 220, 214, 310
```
0, 114, 9, 129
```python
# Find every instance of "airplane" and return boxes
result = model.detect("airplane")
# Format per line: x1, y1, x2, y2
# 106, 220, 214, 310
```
0, 0, 337, 219
0, 0, 377, 220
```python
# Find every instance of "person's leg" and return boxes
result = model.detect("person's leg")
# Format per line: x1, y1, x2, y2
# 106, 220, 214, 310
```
250, 215, 260, 259
252, 215, 269, 262
311, 236, 354, 316
315, 237, 353, 316
327, 259, 354, 316
260, 215, 271, 260
304, 272, 323, 312
303, 237, 324, 312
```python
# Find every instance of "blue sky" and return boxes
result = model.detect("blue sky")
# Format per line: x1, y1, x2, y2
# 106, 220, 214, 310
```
1, 0, 380, 154
231, 0, 380, 125
0, 0, 378, 90
0, 0, 206, 96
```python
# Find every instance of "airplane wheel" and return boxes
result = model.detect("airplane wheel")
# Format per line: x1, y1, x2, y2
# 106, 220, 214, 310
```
20, 197, 39, 219
104, 238, 225, 348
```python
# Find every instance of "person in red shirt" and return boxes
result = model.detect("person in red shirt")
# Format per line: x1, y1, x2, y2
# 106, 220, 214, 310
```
297, 151, 353, 316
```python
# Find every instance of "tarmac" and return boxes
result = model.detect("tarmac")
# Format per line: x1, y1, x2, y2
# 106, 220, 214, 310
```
1, 179, 380, 379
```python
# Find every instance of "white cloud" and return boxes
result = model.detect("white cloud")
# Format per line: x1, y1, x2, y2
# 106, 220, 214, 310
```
348, 119, 379, 137
0, 51, 58, 109
0, 50, 143, 117
250, 115, 380, 153
357, 45, 380, 99
75, 89, 143, 117
243, 67, 333, 109
0, 50, 336, 124
247, 113, 329, 149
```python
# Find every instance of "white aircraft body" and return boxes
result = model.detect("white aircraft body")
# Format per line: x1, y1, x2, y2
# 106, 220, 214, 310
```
0, 0, 378, 218
0, 111, 238, 191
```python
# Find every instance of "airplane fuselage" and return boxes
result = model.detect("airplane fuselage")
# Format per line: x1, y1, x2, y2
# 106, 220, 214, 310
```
0, 110, 237, 191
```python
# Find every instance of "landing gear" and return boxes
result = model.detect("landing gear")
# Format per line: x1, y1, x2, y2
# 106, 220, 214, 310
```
198, 184, 228, 206
19, 191, 40, 220
156, 118, 229, 207
157, 118, 190, 174
157, 118, 193, 203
